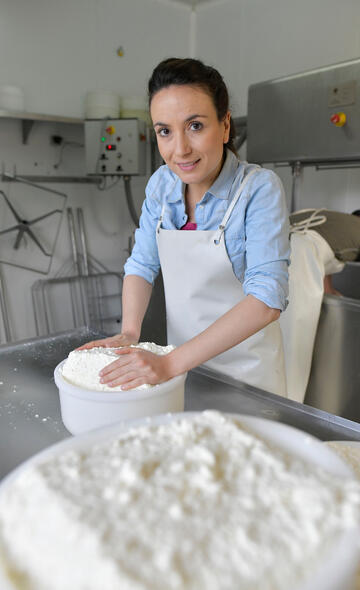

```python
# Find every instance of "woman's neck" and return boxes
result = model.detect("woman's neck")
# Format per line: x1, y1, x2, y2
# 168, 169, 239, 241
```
184, 185, 200, 223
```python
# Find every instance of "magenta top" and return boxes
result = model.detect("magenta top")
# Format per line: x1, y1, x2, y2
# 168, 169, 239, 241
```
181, 222, 197, 231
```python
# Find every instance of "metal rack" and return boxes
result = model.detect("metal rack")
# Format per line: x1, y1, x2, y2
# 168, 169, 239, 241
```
31, 207, 123, 336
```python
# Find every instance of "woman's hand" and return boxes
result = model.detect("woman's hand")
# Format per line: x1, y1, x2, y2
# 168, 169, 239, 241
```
99, 348, 173, 390
76, 332, 138, 351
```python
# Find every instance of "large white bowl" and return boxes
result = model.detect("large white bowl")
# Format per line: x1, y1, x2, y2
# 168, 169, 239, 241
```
0, 413, 359, 590
54, 359, 187, 435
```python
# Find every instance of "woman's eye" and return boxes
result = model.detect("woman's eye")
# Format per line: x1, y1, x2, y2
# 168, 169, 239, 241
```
189, 121, 203, 131
158, 128, 170, 137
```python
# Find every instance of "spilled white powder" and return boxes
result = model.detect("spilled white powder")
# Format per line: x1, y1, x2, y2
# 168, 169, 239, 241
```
61, 343, 175, 391
0, 411, 360, 590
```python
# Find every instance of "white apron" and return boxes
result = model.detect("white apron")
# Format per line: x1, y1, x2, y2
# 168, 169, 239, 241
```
279, 223, 344, 403
156, 169, 287, 397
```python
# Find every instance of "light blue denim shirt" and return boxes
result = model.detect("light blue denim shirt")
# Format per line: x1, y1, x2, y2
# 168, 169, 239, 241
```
124, 150, 290, 311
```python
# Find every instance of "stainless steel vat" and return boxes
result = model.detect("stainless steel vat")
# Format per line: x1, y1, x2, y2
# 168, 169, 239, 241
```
305, 263, 360, 420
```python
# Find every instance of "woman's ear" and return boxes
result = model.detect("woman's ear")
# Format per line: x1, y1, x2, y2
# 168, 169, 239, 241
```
223, 111, 231, 144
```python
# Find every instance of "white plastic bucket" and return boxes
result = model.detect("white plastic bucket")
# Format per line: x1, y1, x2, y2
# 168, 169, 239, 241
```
121, 95, 150, 124
54, 360, 186, 435
84, 90, 121, 119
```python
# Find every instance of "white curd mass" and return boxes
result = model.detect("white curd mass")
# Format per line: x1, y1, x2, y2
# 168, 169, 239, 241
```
0, 412, 360, 590
326, 441, 360, 480
61, 342, 175, 391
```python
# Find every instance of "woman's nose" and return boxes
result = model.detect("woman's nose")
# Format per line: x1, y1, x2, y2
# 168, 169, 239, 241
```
174, 132, 191, 157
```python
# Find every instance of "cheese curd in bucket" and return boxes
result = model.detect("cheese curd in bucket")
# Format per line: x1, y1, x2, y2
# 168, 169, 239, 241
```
54, 343, 186, 434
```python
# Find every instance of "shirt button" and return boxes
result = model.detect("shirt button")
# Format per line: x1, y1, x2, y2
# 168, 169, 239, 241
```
200, 204, 204, 209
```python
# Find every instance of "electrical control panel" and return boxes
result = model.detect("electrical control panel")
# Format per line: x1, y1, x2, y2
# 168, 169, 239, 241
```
85, 118, 147, 175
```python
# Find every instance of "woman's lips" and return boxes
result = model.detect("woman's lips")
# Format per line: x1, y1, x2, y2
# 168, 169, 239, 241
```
177, 159, 200, 172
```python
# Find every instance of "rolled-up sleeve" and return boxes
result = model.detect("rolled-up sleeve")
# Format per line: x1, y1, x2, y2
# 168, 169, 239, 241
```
123, 174, 162, 285
243, 170, 290, 311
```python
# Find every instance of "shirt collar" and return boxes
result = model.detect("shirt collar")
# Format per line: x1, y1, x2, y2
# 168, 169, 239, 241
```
167, 175, 184, 203
166, 149, 241, 203
207, 150, 240, 200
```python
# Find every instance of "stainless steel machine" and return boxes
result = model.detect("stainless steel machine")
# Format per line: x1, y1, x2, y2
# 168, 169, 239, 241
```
247, 57, 360, 165
246, 58, 360, 421
305, 263, 360, 421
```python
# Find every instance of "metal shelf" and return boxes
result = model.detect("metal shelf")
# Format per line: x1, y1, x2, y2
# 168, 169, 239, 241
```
2, 173, 99, 184
0, 109, 83, 144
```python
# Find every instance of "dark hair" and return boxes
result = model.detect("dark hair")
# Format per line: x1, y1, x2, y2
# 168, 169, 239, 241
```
148, 57, 237, 156
352, 209, 360, 217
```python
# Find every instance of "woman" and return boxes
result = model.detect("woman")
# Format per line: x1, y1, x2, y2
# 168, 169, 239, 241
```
82, 58, 290, 395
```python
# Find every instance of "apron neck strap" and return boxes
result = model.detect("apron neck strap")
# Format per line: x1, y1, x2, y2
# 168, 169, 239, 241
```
156, 203, 166, 234
214, 167, 260, 244
157, 166, 260, 238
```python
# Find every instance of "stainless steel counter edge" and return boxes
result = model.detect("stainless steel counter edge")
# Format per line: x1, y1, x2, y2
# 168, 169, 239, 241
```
1, 327, 359, 481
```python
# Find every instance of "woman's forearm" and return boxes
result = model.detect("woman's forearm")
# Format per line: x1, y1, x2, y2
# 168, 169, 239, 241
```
166, 295, 280, 376
121, 274, 153, 340
98, 294, 280, 389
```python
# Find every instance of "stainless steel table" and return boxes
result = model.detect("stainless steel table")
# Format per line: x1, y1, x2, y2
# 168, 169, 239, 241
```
1, 328, 360, 481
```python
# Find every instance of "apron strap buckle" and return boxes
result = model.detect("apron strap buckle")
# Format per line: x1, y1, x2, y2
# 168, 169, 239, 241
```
214, 224, 225, 245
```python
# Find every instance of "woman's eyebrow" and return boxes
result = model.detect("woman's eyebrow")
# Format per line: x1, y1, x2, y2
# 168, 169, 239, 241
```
184, 114, 208, 122
153, 114, 208, 127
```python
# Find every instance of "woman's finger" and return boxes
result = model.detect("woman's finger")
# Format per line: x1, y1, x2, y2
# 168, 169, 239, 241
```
99, 349, 167, 387
120, 377, 149, 391
76, 339, 103, 350
77, 337, 115, 350
76, 334, 137, 351
100, 355, 134, 380
105, 370, 145, 389
114, 347, 135, 356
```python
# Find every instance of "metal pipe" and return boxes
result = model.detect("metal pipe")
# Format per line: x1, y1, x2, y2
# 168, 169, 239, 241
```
2, 173, 100, 185
41, 281, 51, 335
2, 173, 68, 197
0, 265, 11, 342
66, 208, 81, 276
290, 161, 302, 213
123, 176, 139, 227
316, 162, 360, 170
76, 208, 89, 276
31, 284, 40, 336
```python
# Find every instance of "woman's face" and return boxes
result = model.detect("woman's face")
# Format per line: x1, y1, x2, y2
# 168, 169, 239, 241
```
150, 85, 230, 195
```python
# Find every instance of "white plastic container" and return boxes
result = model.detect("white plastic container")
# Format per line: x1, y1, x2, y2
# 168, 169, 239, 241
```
0, 413, 359, 590
121, 95, 150, 124
84, 89, 121, 119
0, 85, 25, 111
54, 360, 187, 435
